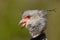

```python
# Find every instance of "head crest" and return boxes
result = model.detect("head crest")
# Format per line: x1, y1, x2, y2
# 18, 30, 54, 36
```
47, 8, 56, 12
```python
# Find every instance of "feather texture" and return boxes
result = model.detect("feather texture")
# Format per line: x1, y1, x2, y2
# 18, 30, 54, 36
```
22, 10, 48, 38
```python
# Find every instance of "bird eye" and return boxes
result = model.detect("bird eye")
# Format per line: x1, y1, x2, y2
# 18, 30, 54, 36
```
23, 16, 31, 22
27, 16, 31, 18
24, 16, 31, 19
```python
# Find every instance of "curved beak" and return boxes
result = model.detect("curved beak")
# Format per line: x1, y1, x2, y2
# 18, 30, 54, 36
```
19, 19, 26, 28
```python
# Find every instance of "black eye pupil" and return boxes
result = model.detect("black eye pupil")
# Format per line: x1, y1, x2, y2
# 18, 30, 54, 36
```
24, 16, 31, 19
27, 16, 31, 18
27, 16, 30, 18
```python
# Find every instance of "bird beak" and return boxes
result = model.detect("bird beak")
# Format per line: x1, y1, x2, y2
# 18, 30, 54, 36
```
19, 19, 26, 28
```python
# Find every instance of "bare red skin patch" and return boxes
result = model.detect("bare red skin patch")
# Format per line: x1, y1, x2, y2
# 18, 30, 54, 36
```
24, 17, 29, 22
23, 16, 31, 27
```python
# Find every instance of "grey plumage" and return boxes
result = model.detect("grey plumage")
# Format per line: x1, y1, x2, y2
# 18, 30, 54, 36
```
22, 10, 48, 38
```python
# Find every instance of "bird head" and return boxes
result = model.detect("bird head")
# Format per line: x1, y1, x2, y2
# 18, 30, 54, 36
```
19, 10, 48, 28
19, 9, 56, 38
19, 10, 40, 28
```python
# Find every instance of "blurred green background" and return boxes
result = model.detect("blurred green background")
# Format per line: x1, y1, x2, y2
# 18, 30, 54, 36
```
0, 0, 60, 40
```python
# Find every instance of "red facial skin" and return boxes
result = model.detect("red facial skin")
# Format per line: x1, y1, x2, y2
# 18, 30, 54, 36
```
24, 17, 30, 22
23, 16, 31, 27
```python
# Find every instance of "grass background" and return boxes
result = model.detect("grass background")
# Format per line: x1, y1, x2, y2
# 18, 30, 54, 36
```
0, 0, 60, 40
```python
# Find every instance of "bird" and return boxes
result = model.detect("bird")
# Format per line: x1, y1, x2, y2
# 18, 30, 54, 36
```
19, 9, 55, 40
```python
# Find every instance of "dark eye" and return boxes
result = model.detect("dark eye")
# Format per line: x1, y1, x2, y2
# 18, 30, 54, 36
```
24, 16, 32, 19
24, 16, 31, 19
27, 16, 31, 18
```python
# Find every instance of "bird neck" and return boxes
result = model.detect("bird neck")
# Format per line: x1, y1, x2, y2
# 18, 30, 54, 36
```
30, 32, 47, 40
